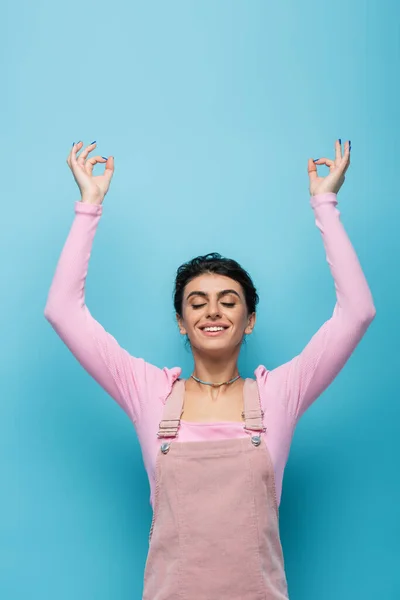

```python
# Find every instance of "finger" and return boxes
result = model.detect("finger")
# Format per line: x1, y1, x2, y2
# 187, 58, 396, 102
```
314, 157, 335, 168
67, 141, 77, 167
85, 155, 107, 176
338, 141, 351, 174
77, 141, 97, 167
335, 139, 342, 162
68, 141, 83, 169
343, 151, 351, 175
344, 142, 350, 164
67, 141, 84, 167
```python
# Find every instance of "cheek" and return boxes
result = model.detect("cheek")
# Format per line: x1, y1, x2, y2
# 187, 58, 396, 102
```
235, 308, 248, 325
182, 308, 199, 328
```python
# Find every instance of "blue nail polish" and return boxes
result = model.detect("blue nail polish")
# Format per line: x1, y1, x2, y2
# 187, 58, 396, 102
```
72, 142, 75, 146
349, 140, 351, 149
91, 140, 96, 144
313, 158, 319, 162
102, 156, 108, 160
339, 139, 341, 144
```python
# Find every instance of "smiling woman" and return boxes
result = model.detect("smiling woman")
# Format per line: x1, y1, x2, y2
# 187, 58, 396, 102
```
44, 138, 375, 599
174, 254, 257, 364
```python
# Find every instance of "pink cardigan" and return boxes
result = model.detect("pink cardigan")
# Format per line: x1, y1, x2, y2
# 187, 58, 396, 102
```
44, 192, 376, 508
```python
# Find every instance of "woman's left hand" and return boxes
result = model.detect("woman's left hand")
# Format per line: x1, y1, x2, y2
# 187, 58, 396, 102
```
308, 139, 351, 196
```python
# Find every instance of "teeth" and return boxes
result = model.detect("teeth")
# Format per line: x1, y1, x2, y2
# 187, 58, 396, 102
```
203, 327, 224, 332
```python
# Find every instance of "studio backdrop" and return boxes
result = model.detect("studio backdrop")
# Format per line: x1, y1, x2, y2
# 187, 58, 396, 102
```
1, 1, 398, 599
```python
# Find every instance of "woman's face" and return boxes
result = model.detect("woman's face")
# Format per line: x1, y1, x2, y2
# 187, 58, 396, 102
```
176, 273, 256, 352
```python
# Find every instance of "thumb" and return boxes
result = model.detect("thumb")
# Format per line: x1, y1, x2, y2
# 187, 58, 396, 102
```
307, 158, 318, 182
103, 156, 115, 181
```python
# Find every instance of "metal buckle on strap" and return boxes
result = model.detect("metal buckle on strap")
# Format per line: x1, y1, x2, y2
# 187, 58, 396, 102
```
159, 418, 181, 427
157, 418, 180, 439
157, 430, 178, 438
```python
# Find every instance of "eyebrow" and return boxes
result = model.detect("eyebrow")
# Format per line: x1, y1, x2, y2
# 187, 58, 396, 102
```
186, 289, 241, 301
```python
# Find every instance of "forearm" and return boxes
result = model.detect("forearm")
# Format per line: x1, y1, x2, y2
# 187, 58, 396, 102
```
310, 192, 376, 320
44, 201, 103, 319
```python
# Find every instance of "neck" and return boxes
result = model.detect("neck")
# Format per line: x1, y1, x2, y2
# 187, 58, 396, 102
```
188, 348, 241, 395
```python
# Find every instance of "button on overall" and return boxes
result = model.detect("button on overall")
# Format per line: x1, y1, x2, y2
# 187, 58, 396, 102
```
160, 442, 170, 454
143, 378, 289, 600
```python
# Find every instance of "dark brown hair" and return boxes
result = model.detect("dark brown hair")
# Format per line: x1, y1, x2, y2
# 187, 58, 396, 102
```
173, 252, 259, 318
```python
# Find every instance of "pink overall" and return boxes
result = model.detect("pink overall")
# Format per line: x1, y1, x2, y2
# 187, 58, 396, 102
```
142, 378, 290, 599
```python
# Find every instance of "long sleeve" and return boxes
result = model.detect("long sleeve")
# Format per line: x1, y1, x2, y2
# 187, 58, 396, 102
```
262, 192, 376, 422
44, 201, 180, 424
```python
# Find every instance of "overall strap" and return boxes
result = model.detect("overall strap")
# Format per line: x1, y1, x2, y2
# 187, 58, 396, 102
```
157, 377, 266, 439
242, 378, 266, 434
157, 379, 185, 439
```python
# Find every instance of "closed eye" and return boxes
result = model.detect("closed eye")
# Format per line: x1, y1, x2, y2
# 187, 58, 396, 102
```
192, 302, 235, 309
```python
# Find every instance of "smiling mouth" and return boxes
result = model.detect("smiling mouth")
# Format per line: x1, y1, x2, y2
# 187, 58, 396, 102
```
199, 326, 230, 337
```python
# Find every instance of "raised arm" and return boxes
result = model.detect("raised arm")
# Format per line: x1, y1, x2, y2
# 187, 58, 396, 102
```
265, 140, 376, 422
44, 142, 179, 424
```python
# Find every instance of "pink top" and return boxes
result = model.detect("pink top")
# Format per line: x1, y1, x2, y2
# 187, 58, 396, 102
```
44, 192, 376, 508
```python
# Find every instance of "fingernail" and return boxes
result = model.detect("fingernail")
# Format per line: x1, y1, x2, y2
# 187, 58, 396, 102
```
91, 140, 96, 144
72, 142, 74, 146
313, 158, 319, 162
339, 138, 341, 144
102, 156, 108, 160
349, 140, 351, 149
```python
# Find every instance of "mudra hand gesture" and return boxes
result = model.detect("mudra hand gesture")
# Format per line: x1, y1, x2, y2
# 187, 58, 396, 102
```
67, 138, 350, 204
308, 139, 351, 196
67, 141, 115, 205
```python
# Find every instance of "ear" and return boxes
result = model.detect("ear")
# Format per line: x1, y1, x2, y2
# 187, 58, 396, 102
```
244, 312, 256, 335
176, 313, 187, 335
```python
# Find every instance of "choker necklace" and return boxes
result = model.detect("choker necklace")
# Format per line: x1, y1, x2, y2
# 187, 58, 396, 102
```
190, 374, 241, 388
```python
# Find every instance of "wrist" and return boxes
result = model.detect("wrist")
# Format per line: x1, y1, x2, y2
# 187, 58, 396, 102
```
80, 196, 103, 206
310, 191, 337, 198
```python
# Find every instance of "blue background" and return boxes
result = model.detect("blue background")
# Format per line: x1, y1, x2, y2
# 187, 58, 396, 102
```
1, 1, 399, 598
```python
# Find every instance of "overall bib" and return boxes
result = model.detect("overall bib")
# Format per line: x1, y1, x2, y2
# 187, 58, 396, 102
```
142, 378, 289, 599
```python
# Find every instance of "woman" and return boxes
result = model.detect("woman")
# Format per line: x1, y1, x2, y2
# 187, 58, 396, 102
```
44, 139, 376, 599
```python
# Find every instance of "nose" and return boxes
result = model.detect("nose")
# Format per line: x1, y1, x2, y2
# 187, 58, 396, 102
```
207, 301, 222, 318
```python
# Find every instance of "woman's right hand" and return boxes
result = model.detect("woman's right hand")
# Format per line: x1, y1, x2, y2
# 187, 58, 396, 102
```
67, 141, 115, 205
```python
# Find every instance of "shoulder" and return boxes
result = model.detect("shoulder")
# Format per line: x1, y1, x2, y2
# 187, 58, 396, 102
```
157, 366, 182, 403
253, 365, 273, 410
128, 358, 182, 402
254, 364, 269, 384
